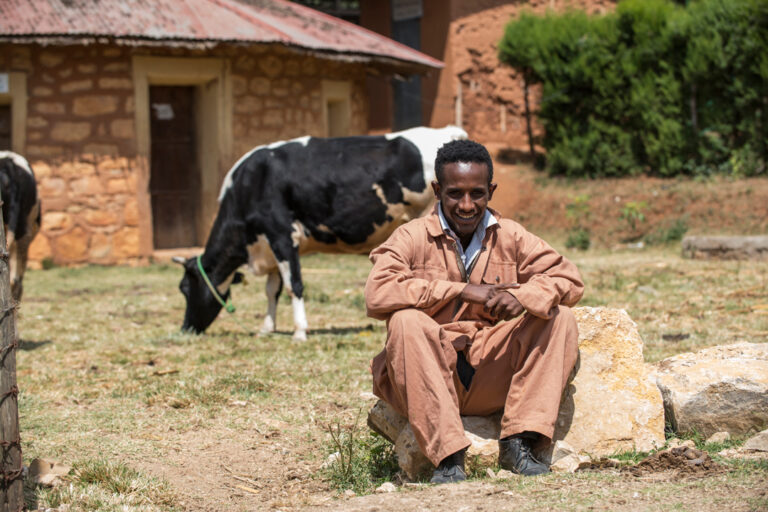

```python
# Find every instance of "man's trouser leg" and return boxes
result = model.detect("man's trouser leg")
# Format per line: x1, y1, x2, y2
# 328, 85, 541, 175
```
371, 308, 471, 466
459, 306, 579, 440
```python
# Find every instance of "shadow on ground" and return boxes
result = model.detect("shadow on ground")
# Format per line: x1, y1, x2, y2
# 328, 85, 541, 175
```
19, 339, 52, 351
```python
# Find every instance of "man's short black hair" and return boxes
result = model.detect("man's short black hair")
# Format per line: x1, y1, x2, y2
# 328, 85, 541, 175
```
434, 139, 493, 185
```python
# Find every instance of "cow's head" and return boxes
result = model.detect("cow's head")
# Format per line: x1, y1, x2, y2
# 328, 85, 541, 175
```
174, 256, 241, 333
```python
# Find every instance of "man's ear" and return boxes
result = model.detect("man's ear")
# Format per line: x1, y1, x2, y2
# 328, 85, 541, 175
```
488, 182, 497, 201
431, 180, 441, 200
232, 271, 244, 284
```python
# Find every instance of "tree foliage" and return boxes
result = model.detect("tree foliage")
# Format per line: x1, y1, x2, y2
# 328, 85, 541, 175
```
498, 0, 768, 177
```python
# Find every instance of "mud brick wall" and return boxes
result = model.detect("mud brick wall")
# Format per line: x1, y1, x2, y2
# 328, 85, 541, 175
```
448, 0, 617, 147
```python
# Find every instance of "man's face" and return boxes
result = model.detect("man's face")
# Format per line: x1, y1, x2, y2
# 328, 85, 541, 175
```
431, 161, 496, 241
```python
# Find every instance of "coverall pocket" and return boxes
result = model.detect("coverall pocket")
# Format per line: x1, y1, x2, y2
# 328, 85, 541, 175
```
481, 261, 517, 286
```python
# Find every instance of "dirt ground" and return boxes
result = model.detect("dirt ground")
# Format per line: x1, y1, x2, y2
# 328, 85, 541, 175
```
133, 430, 768, 511
486, 149, 768, 247
125, 417, 767, 511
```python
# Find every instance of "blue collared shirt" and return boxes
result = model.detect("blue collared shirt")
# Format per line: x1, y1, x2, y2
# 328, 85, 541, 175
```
437, 202, 497, 271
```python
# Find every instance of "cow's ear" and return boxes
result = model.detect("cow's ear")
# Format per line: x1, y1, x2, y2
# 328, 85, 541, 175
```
232, 271, 244, 284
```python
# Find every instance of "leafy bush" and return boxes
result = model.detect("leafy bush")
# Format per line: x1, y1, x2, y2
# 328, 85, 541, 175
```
498, 0, 768, 178
566, 228, 591, 250
643, 217, 689, 245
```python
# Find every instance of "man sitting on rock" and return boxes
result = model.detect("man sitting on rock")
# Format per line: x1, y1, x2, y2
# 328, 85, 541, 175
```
365, 139, 584, 484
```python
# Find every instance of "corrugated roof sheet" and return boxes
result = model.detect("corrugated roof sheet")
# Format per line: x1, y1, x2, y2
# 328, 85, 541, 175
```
0, 0, 442, 69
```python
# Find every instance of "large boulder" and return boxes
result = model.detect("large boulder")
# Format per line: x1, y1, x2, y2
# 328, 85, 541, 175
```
367, 307, 665, 478
543, 307, 665, 461
655, 342, 768, 437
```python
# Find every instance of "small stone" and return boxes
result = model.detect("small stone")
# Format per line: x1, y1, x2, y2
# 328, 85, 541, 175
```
637, 285, 658, 295
667, 438, 696, 449
550, 453, 591, 473
320, 452, 340, 469
706, 432, 731, 444
743, 429, 768, 452
550, 440, 577, 464
73, 95, 118, 116
495, 469, 514, 479
485, 468, 496, 479
667, 438, 697, 449
343, 489, 356, 498
717, 448, 740, 458
375, 482, 396, 493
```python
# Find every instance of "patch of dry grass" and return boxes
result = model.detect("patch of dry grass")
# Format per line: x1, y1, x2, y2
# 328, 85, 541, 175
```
568, 245, 768, 361
15, 248, 768, 509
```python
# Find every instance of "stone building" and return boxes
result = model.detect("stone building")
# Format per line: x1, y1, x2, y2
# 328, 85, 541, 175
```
0, 0, 440, 266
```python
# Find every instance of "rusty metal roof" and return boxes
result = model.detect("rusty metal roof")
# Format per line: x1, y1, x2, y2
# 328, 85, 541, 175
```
0, 0, 442, 70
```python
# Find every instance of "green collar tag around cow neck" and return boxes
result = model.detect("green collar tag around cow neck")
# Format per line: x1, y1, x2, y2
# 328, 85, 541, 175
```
196, 255, 236, 314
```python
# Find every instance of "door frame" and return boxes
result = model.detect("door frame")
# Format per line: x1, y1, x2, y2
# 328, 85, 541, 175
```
0, 72, 28, 154
132, 56, 232, 253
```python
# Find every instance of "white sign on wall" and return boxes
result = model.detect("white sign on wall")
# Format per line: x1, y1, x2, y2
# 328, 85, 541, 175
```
392, 0, 422, 21
0, 74, 9, 94
151, 103, 174, 120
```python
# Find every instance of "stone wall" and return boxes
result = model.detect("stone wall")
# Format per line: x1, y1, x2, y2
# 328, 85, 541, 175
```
0, 44, 143, 266
228, 44, 368, 160
0, 42, 369, 267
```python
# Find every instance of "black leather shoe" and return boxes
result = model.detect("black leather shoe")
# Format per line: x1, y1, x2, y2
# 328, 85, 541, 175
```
430, 450, 467, 484
498, 433, 549, 476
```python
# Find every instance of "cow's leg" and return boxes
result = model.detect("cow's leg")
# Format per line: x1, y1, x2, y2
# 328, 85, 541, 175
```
267, 235, 308, 341
259, 271, 282, 334
11, 243, 27, 302
6, 235, 22, 302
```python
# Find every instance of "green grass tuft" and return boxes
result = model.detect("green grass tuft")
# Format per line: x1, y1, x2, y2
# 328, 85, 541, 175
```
322, 412, 399, 495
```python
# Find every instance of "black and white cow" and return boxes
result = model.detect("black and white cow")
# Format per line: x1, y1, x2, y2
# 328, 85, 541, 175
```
175, 125, 467, 340
0, 152, 41, 302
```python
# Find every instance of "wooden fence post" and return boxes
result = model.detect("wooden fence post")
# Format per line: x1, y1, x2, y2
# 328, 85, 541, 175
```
0, 190, 23, 511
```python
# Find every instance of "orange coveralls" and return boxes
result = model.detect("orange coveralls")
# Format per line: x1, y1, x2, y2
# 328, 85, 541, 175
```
365, 207, 584, 466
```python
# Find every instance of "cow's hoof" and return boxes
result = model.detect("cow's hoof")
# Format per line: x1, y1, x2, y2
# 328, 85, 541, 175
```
292, 330, 307, 342
260, 317, 275, 334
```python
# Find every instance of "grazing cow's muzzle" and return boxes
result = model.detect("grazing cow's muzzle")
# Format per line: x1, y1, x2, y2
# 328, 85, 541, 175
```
176, 256, 225, 334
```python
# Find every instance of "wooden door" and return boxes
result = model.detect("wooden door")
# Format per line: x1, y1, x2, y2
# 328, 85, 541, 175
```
0, 105, 11, 150
149, 86, 199, 249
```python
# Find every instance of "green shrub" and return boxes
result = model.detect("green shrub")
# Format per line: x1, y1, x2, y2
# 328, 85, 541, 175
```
565, 195, 592, 250
498, 0, 768, 178
566, 228, 592, 250
643, 217, 689, 245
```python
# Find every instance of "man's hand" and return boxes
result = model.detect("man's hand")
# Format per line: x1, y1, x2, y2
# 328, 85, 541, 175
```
461, 283, 511, 304
484, 291, 524, 321
460, 283, 524, 321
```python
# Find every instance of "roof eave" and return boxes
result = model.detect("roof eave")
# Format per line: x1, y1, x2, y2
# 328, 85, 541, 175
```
0, 34, 443, 73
